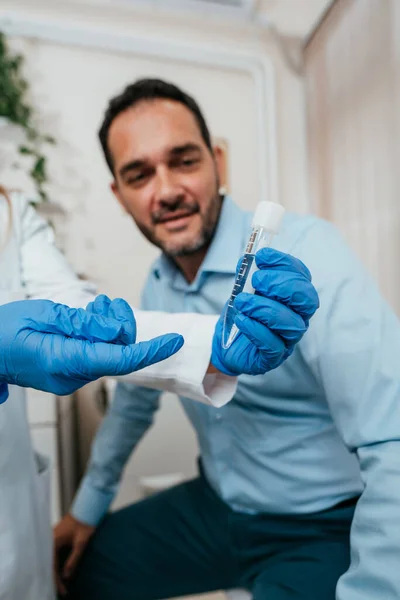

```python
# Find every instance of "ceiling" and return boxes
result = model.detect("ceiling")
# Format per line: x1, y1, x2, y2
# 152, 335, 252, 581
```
256, 0, 334, 38
120, 0, 334, 39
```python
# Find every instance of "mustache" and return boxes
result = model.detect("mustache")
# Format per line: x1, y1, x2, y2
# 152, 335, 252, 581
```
152, 201, 200, 225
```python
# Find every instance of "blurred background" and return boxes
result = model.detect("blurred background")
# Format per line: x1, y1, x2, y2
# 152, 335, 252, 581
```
0, 1, 399, 586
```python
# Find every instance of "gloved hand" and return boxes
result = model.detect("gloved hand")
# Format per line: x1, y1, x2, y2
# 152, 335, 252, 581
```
211, 248, 319, 376
0, 296, 183, 402
84, 294, 137, 344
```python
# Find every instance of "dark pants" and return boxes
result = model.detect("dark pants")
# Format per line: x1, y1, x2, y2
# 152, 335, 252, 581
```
67, 474, 356, 600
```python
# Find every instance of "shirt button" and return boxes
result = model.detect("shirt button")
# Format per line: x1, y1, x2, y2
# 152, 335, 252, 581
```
215, 413, 222, 421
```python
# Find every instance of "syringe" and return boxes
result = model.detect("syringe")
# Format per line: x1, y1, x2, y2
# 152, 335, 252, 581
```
222, 201, 285, 350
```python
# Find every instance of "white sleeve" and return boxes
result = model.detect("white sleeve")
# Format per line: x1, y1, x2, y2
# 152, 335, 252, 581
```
17, 194, 97, 307
16, 194, 237, 406
119, 310, 237, 407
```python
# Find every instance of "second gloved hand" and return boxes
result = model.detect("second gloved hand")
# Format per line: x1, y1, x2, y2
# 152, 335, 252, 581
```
211, 248, 319, 376
0, 296, 184, 398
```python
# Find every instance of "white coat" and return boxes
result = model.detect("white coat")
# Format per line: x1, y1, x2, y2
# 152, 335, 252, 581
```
0, 191, 235, 600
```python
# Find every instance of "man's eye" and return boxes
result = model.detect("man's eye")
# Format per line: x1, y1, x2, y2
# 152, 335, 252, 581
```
128, 173, 146, 184
180, 158, 199, 167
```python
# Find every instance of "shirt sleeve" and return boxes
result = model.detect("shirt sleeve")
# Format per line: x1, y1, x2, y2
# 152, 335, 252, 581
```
295, 219, 400, 600
16, 193, 236, 406
71, 381, 161, 525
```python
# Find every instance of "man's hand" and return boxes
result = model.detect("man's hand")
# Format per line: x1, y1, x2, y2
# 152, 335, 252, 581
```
53, 513, 96, 596
211, 248, 319, 376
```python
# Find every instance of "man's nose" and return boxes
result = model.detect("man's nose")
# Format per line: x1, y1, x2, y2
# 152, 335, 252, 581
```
154, 168, 184, 208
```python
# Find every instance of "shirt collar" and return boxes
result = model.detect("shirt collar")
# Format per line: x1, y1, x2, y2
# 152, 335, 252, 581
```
200, 196, 248, 275
152, 196, 251, 285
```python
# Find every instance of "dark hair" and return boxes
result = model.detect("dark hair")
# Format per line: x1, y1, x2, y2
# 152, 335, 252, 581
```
99, 78, 213, 174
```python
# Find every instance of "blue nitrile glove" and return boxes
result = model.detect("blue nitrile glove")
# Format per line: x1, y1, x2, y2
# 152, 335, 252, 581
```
0, 383, 8, 403
85, 294, 137, 344
211, 248, 319, 376
0, 296, 184, 402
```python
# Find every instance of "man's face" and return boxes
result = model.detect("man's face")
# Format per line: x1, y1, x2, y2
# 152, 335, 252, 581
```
108, 99, 222, 257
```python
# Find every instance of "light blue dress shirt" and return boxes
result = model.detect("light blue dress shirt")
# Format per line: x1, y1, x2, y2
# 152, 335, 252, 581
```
73, 197, 400, 600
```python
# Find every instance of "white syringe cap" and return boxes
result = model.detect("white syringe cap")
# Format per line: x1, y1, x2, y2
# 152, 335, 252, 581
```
252, 201, 285, 234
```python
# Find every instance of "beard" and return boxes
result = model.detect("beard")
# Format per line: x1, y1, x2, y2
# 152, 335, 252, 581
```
135, 181, 222, 258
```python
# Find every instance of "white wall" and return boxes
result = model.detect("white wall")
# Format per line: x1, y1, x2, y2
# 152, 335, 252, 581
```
0, 0, 309, 501
305, 0, 400, 314
18, 40, 261, 300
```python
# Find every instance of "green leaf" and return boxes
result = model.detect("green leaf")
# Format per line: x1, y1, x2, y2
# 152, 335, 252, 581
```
30, 156, 47, 183
0, 31, 56, 203
18, 145, 34, 155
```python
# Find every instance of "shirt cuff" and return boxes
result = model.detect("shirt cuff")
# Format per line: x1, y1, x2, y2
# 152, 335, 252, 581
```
115, 310, 238, 407
71, 477, 114, 526
203, 373, 238, 408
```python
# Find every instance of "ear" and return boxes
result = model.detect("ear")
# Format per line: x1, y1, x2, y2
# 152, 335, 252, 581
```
111, 180, 128, 214
213, 145, 226, 192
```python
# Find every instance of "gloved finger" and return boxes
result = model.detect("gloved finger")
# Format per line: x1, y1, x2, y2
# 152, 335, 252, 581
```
108, 299, 136, 345
234, 313, 286, 369
85, 295, 136, 345
0, 383, 9, 404
255, 248, 312, 281
250, 270, 320, 320
27, 301, 134, 344
73, 333, 184, 379
85, 294, 112, 315
234, 293, 307, 344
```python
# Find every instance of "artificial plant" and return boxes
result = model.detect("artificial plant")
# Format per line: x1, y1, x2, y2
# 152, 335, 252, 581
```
0, 31, 54, 201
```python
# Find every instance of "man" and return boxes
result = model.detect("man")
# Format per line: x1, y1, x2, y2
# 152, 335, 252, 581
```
56, 79, 400, 600
1, 133, 318, 600
1, 167, 317, 600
